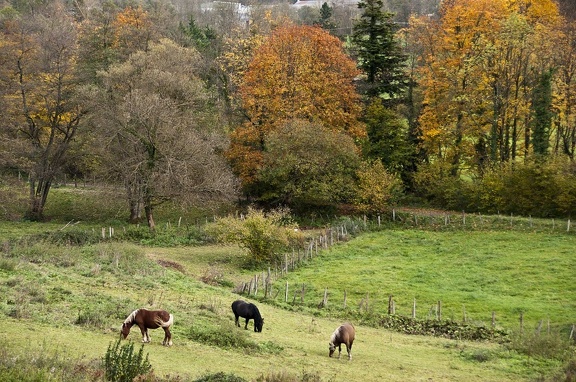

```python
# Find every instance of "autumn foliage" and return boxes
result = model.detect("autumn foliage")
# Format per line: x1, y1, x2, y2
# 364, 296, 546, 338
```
227, 24, 364, 187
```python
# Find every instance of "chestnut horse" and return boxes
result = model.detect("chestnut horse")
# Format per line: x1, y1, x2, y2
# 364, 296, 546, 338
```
231, 300, 264, 332
329, 323, 355, 360
121, 308, 174, 346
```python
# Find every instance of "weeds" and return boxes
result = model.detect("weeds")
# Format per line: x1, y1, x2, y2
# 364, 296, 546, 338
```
507, 331, 573, 360
103, 339, 152, 382
193, 372, 247, 382
0, 343, 102, 382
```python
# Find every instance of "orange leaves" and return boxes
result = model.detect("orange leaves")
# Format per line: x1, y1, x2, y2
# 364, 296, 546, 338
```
228, 24, 365, 187
112, 6, 153, 58
240, 24, 362, 136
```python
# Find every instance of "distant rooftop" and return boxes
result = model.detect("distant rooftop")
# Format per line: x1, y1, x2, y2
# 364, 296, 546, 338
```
291, 0, 359, 9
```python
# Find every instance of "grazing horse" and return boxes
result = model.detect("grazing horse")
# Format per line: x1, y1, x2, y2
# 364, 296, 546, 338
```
329, 323, 355, 360
231, 300, 264, 332
121, 308, 174, 346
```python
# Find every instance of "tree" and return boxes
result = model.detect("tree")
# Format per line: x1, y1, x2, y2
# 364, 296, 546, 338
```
411, 0, 561, 177
354, 160, 403, 214
227, 24, 364, 191
87, 39, 237, 230
257, 119, 362, 213
318, 3, 336, 32
531, 69, 554, 157
1, 1, 83, 220
362, 98, 416, 179
351, 0, 407, 101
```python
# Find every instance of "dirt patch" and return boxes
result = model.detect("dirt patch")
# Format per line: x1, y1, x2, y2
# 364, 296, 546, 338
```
156, 259, 186, 273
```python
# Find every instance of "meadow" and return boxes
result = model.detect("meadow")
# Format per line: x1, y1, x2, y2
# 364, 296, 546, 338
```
0, 185, 575, 381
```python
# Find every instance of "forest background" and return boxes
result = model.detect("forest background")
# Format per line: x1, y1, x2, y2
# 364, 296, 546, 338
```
1, 0, 576, 227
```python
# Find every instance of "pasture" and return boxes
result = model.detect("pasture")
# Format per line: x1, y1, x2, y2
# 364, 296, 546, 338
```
271, 229, 576, 331
0, 218, 574, 381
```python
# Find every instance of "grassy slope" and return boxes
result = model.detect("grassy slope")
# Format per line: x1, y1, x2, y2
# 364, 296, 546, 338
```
0, 229, 563, 381
274, 230, 576, 331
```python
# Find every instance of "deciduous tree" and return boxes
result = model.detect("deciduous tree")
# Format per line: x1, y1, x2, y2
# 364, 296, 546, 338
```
86, 39, 237, 230
227, 24, 364, 191
1, 2, 83, 220
257, 119, 361, 213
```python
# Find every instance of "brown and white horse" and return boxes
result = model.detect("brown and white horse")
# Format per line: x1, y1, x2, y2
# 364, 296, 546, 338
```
329, 323, 355, 360
121, 308, 174, 346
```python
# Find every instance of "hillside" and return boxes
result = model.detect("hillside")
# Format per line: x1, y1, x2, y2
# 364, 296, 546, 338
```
1, 219, 573, 381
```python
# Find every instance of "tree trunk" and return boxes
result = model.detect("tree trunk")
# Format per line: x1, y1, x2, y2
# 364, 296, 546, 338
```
145, 204, 155, 232
27, 177, 52, 221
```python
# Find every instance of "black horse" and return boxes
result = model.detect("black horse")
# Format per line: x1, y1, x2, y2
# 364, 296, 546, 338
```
231, 300, 264, 332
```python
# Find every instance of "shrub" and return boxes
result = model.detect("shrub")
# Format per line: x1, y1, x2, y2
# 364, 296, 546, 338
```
185, 323, 259, 351
205, 207, 302, 267
103, 339, 152, 382
507, 331, 573, 360
194, 372, 247, 382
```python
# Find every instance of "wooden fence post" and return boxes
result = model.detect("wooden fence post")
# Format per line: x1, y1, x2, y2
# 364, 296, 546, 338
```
284, 282, 289, 303
437, 301, 442, 321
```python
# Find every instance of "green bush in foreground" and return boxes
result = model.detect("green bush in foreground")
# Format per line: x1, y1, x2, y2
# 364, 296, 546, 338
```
194, 372, 247, 382
104, 339, 152, 382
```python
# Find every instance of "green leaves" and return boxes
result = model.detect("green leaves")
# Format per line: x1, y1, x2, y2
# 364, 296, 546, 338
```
206, 207, 300, 267
104, 339, 152, 382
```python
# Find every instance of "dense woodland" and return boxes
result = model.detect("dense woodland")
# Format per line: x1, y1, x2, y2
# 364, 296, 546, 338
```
1, 0, 576, 228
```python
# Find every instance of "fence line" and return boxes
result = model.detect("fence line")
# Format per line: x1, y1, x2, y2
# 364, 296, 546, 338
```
232, 210, 574, 337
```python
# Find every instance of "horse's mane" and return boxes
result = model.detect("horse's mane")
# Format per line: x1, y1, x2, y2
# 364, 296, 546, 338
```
123, 309, 140, 325
329, 327, 340, 344
252, 305, 262, 322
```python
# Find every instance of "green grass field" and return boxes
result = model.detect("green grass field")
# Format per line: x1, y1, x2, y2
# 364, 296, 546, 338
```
0, 184, 574, 381
0, 222, 574, 381
272, 229, 576, 331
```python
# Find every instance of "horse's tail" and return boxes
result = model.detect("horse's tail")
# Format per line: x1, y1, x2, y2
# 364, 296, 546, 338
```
162, 314, 174, 328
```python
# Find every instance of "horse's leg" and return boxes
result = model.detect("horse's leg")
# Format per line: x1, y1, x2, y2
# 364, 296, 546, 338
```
234, 314, 240, 327
347, 344, 352, 360
244, 318, 249, 330
144, 328, 151, 343
337, 344, 342, 359
138, 326, 148, 343
162, 327, 172, 346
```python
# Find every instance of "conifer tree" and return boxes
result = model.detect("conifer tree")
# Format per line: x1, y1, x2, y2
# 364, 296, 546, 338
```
351, 0, 407, 101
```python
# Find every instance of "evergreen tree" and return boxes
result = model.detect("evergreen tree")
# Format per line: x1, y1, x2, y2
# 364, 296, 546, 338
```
318, 3, 336, 32
351, 0, 407, 101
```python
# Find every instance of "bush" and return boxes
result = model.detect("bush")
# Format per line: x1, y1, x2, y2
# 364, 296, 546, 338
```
103, 339, 152, 382
194, 372, 247, 382
185, 323, 259, 351
205, 207, 302, 267
506, 331, 573, 360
